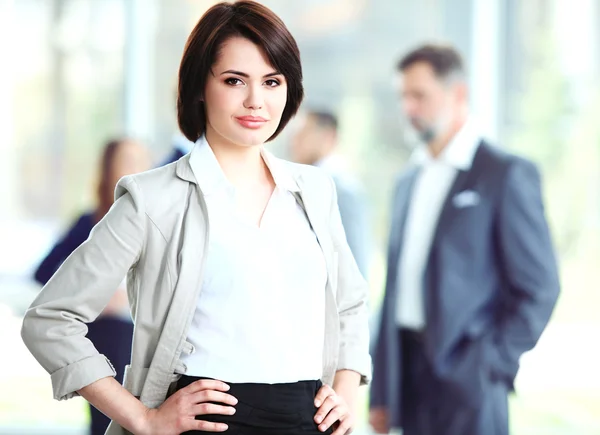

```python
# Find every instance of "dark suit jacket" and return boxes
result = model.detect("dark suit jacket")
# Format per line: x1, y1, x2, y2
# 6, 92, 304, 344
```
160, 147, 186, 166
370, 141, 560, 428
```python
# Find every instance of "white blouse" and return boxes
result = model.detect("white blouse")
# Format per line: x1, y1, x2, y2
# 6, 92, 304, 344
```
180, 136, 328, 383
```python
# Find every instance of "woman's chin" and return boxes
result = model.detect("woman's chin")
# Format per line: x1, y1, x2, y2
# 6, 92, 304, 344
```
231, 128, 275, 147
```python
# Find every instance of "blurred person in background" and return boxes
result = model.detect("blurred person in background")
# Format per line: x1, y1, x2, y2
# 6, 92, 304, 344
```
290, 109, 371, 279
161, 133, 195, 165
33, 138, 151, 435
369, 44, 560, 435
22, 2, 370, 435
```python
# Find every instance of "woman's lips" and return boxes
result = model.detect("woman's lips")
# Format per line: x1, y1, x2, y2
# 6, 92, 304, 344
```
235, 116, 268, 129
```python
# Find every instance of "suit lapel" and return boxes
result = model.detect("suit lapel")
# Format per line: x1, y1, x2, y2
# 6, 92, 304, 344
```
422, 142, 487, 355
430, 141, 486, 246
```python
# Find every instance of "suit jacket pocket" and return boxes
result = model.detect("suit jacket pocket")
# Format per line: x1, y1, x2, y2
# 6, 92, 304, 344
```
439, 335, 487, 408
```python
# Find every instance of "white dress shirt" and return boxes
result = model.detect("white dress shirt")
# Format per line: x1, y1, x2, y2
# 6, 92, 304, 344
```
396, 119, 481, 329
180, 136, 328, 383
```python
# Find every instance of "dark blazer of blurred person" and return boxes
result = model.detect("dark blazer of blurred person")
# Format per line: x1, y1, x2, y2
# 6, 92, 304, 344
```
33, 138, 151, 435
160, 133, 195, 166
290, 110, 371, 279
369, 44, 560, 435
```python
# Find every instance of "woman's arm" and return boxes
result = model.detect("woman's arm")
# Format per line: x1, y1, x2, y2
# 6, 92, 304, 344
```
314, 370, 361, 435
22, 176, 145, 401
77, 377, 236, 435
312, 176, 371, 434
332, 369, 361, 410
101, 279, 130, 317
78, 377, 150, 433
327, 176, 372, 385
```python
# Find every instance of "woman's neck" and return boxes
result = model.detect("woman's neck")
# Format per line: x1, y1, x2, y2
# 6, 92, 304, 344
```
205, 131, 271, 188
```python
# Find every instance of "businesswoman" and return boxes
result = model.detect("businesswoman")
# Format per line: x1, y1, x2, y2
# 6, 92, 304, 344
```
33, 138, 150, 435
21, 2, 371, 434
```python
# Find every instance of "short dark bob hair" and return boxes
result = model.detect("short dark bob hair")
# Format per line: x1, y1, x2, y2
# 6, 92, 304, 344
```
177, 0, 304, 143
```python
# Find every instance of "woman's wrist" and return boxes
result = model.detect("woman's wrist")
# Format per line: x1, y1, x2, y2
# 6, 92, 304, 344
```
78, 377, 153, 435
332, 369, 361, 409
132, 407, 155, 435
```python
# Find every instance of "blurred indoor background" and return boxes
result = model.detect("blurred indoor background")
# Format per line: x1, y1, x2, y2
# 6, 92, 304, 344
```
1, 0, 599, 434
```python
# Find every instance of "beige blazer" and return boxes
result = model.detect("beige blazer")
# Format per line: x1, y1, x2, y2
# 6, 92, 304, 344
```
21, 152, 371, 434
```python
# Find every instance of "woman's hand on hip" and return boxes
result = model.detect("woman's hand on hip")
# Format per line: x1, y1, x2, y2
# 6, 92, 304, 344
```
314, 383, 355, 434
140, 379, 237, 435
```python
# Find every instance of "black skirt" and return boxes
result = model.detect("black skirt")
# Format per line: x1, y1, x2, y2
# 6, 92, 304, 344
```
175, 375, 335, 434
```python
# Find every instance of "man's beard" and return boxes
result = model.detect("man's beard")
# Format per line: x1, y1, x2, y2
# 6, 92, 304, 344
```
417, 127, 437, 144
409, 119, 437, 144
410, 115, 448, 145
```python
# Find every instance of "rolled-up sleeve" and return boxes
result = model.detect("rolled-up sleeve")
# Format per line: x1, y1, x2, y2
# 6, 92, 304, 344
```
328, 176, 372, 385
21, 176, 146, 401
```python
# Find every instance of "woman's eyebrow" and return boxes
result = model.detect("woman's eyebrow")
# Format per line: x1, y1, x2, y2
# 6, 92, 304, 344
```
219, 69, 282, 78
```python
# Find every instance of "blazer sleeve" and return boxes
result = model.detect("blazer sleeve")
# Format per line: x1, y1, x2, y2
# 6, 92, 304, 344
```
491, 158, 560, 380
328, 176, 372, 385
21, 176, 146, 401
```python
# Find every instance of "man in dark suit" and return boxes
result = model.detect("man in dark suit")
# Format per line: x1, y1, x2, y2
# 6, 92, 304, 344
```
369, 44, 560, 435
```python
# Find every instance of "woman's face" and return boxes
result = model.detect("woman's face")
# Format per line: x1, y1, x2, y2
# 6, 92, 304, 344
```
203, 36, 288, 148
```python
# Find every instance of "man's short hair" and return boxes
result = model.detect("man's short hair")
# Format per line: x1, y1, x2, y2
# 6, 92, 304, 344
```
397, 44, 465, 82
307, 110, 338, 132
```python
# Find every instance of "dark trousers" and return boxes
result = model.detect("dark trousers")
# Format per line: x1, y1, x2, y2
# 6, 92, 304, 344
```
400, 329, 510, 435
176, 375, 334, 435
86, 316, 134, 435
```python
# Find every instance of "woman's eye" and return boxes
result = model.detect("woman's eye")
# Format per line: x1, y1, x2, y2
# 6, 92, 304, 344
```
224, 78, 244, 86
264, 79, 280, 87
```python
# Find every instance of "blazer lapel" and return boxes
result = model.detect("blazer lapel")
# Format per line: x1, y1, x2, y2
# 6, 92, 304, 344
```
291, 174, 341, 380
141, 161, 209, 406
291, 176, 335, 279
